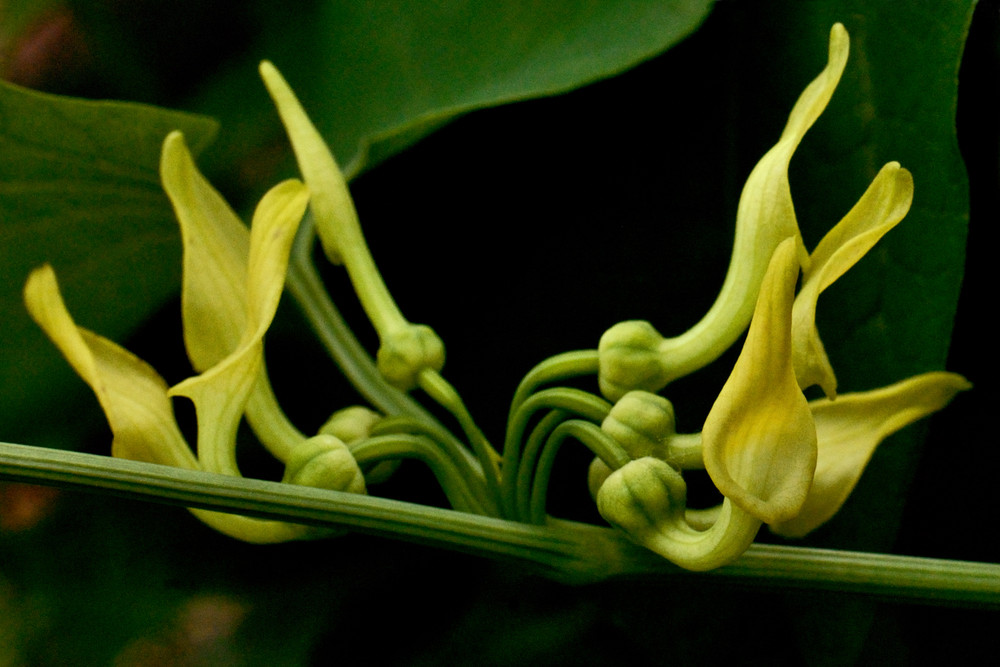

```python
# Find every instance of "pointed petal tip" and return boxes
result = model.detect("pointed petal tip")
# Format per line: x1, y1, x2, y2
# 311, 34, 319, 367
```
830, 22, 849, 53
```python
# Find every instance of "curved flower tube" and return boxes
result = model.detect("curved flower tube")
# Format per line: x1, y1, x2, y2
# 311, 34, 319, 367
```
597, 457, 762, 572
598, 23, 850, 401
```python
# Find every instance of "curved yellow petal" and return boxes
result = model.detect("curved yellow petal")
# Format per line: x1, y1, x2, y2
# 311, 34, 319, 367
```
792, 162, 914, 397
161, 131, 249, 372
258, 61, 354, 268
771, 372, 970, 538
162, 131, 307, 460
703, 238, 817, 523
169, 179, 309, 476
23, 265, 197, 469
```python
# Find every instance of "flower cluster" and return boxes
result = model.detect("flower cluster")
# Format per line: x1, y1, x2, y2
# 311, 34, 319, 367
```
593, 24, 969, 570
21, 24, 967, 571
23, 130, 367, 544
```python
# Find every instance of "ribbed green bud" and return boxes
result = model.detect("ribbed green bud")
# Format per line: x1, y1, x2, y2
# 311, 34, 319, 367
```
601, 390, 676, 460
376, 324, 445, 390
597, 321, 670, 401
598, 456, 762, 571
596, 457, 687, 539
281, 434, 366, 494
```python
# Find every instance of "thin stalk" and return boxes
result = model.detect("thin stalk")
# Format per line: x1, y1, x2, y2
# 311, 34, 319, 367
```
528, 420, 628, 525
285, 225, 482, 479
369, 416, 496, 515
501, 387, 611, 517
508, 350, 600, 418
349, 433, 487, 514
417, 369, 503, 508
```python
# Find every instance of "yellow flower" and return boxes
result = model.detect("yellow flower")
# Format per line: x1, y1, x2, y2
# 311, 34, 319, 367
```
258, 61, 445, 391
24, 131, 365, 543
703, 238, 968, 539
598, 23, 911, 402
600, 237, 969, 570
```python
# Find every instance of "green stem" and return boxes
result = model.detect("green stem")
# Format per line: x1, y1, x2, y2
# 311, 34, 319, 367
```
508, 350, 600, 417
528, 420, 628, 525
417, 369, 503, 508
3, 441, 1000, 606
514, 410, 567, 520
349, 434, 487, 514
285, 225, 482, 480
501, 387, 611, 518
370, 416, 496, 515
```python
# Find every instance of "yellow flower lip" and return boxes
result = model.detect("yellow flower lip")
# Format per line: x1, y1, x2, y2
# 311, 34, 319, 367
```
703, 238, 817, 524
771, 371, 971, 538
791, 161, 915, 398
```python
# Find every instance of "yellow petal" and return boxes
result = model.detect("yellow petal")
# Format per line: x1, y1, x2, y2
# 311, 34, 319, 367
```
635, 24, 850, 390
703, 238, 817, 523
257, 61, 355, 267
771, 372, 971, 538
162, 131, 307, 460
161, 131, 250, 371
792, 162, 915, 397
23, 265, 197, 469
169, 178, 309, 476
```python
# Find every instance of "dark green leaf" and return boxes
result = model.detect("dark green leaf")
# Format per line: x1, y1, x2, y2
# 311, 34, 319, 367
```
196, 0, 717, 179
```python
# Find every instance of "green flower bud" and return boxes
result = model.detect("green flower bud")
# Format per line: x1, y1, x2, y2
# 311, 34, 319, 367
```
597, 457, 763, 571
597, 457, 688, 538
281, 434, 366, 494
376, 324, 445, 390
597, 321, 670, 401
318, 406, 400, 485
319, 405, 382, 443
601, 390, 676, 459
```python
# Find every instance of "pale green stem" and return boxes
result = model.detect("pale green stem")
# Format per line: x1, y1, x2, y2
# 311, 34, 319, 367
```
666, 432, 704, 470
5, 441, 999, 606
349, 434, 486, 514
509, 350, 600, 416
244, 370, 306, 462
515, 410, 568, 520
417, 369, 502, 505
528, 420, 629, 525
501, 388, 611, 518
